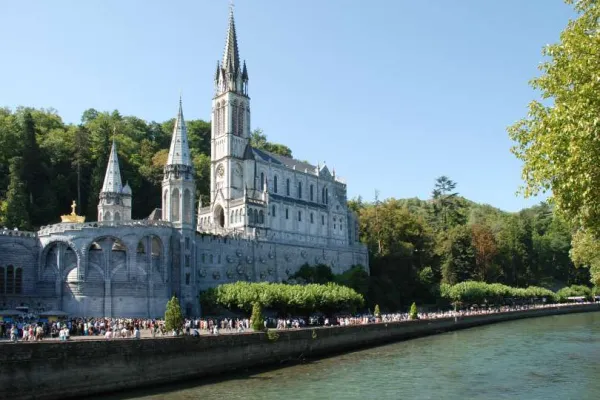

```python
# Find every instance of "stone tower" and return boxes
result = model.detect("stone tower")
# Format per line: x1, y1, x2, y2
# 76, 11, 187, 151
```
210, 6, 251, 212
162, 97, 196, 316
98, 140, 132, 222
162, 97, 195, 228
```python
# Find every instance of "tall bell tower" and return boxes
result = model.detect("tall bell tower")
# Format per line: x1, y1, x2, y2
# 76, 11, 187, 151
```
210, 5, 251, 204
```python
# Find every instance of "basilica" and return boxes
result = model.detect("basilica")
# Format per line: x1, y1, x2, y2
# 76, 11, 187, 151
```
0, 8, 368, 318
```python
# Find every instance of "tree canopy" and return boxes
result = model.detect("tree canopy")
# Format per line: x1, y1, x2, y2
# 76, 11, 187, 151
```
507, 0, 600, 285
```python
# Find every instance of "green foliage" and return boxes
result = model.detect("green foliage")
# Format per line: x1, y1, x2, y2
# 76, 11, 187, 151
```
251, 302, 264, 331
409, 302, 418, 320
289, 263, 334, 284
507, 1, 600, 286
555, 285, 592, 302
249, 128, 292, 157
202, 281, 365, 316
3, 157, 31, 230
440, 281, 558, 306
164, 296, 184, 332
374, 304, 381, 318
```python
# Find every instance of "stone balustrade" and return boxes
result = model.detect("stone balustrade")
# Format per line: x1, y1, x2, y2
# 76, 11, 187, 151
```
0, 228, 37, 238
37, 220, 173, 237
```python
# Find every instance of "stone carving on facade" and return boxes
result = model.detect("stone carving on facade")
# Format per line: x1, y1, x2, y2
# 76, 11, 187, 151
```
226, 269, 234, 279
236, 249, 242, 257
212, 271, 221, 280
236, 264, 245, 275
268, 251, 274, 259
301, 250, 307, 259
267, 267, 274, 276
246, 256, 253, 264
198, 268, 207, 278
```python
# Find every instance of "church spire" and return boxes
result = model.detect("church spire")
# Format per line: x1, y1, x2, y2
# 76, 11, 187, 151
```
166, 96, 192, 167
101, 139, 123, 194
223, 4, 240, 75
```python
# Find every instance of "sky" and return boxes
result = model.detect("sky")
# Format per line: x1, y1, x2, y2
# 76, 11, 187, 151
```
0, 0, 575, 212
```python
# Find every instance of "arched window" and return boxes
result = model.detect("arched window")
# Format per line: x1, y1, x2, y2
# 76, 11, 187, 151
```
286, 179, 290, 196
235, 209, 239, 223
285, 208, 289, 219
298, 182, 302, 199
272, 205, 276, 217
171, 188, 180, 222
15, 268, 22, 294
248, 208, 254, 223
254, 209, 259, 224
232, 100, 238, 136
259, 210, 264, 224
6, 265, 14, 294
322, 187, 325, 203
310, 213, 314, 223
104, 211, 111, 221
209, 254, 214, 263
238, 102, 244, 136
114, 212, 121, 221
230, 210, 234, 224
310, 184, 314, 201
0, 266, 4, 294
260, 172, 265, 190
298, 211, 302, 222
183, 189, 192, 224
274, 176, 278, 193
325, 188, 329, 204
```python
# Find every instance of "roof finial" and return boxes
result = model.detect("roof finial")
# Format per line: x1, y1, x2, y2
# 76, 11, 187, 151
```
229, 0, 234, 14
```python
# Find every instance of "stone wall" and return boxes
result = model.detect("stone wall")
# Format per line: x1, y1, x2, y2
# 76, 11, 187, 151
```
1, 304, 598, 400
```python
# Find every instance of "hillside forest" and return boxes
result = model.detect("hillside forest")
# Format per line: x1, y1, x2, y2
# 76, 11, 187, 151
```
0, 107, 590, 311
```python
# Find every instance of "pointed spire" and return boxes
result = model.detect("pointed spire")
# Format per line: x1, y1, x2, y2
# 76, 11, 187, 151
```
167, 96, 192, 167
101, 139, 123, 194
214, 61, 221, 81
223, 3, 240, 74
242, 60, 248, 81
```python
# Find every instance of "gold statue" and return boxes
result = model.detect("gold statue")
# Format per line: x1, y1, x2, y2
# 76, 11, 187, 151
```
61, 200, 85, 223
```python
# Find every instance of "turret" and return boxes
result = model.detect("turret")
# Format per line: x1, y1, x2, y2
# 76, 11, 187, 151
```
162, 97, 195, 227
98, 139, 132, 221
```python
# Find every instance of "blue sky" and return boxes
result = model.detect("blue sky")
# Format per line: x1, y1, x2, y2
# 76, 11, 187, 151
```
0, 1, 574, 211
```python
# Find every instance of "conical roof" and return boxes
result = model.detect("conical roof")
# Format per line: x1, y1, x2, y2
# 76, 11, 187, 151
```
101, 140, 123, 194
223, 6, 240, 74
167, 97, 192, 167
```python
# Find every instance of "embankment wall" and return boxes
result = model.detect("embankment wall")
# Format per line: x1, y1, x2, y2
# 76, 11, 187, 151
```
2, 303, 599, 400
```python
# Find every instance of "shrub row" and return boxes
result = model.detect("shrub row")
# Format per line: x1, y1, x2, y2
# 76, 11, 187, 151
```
201, 281, 365, 316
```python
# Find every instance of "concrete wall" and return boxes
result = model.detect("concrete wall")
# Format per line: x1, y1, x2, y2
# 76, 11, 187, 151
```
1, 304, 599, 400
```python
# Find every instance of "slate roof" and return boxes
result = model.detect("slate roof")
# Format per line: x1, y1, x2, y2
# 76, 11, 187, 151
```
167, 97, 192, 167
251, 147, 317, 173
101, 140, 123, 194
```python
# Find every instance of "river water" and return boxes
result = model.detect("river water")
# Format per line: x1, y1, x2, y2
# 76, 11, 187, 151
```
102, 312, 600, 400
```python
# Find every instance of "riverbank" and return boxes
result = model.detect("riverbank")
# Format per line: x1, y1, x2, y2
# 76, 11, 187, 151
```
2, 303, 599, 400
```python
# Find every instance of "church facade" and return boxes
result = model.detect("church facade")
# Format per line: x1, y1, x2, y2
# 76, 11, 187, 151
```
0, 9, 368, 318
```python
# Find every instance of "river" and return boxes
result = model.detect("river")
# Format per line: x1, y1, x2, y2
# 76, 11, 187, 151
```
99, 312, 600, 400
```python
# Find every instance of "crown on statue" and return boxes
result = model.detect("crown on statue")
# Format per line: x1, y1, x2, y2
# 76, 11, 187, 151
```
61, 201, 85, 223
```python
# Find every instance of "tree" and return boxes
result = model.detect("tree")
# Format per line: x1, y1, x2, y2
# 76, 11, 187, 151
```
374, 304, 381, 318
164, 296, 184, 332
471, 223, 500, 282
251, 302, 264, 331
431, 176, 466, 230
409, 302, 418, 320
3, 157, 31, 230
507, 1, 600, 283
440, 225, 476, 285
249, 128, 292, 157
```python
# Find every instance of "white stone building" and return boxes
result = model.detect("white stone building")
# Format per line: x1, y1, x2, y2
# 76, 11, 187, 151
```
0, 7, 367, 318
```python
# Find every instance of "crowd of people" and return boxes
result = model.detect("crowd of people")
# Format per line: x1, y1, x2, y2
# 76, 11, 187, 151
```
0, 300, 596, 343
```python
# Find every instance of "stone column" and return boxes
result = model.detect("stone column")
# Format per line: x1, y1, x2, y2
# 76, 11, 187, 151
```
55, 243, 65, 310
104, 279, 112, 317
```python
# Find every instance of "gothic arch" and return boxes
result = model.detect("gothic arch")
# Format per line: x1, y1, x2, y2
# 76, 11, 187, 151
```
40, 240, 80, 280
104, 211, 112, 221
114, 212, 121, 221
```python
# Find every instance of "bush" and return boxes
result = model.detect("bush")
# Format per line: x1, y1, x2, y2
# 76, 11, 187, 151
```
164, 296, 184, 332
374, 304, 381, 318
201, 281, 365, 316
251, 302, 264, 332
556, 285, 592, 302
409, 302, 418, 320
